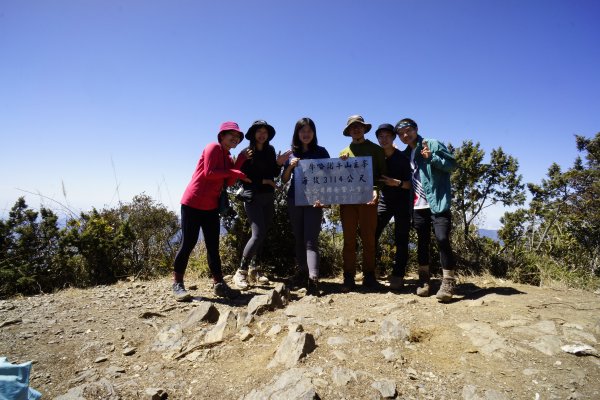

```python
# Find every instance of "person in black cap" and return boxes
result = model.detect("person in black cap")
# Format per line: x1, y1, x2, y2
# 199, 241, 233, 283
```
396, 118, 458, 302
233, 120, 291, 290
374, 123, 412, 290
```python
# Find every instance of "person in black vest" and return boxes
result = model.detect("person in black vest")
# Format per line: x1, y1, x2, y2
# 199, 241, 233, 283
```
374, 123, 412, 290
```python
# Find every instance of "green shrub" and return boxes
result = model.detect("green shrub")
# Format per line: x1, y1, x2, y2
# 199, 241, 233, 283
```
119, 194, 180, 278
0, 195, 181, 297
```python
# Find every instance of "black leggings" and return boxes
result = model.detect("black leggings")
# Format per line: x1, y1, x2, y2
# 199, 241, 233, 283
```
173, 204, 223, 282
413, 208, 456, 270
375, 203, 410, 277
242, 192, 275, 261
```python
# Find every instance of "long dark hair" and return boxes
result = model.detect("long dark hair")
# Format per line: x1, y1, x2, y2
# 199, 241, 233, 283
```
292, 117, 318, 156
247, 130, 275, 163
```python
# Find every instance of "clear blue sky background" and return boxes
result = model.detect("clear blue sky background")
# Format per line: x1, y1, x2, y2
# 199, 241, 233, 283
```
1, 0, 599, 228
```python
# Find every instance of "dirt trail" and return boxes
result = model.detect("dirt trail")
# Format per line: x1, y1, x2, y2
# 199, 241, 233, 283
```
1, 275, 599, 399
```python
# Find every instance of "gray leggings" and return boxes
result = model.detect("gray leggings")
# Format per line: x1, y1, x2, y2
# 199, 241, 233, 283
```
288, 197, 323, 279
242, 192, 275, 261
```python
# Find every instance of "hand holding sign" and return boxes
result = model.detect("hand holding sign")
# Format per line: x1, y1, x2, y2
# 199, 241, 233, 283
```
366, 189, 379, 205
313, 199, 326, 208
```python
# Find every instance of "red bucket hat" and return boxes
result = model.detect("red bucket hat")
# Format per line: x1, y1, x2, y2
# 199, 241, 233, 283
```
218, 121, 244, 142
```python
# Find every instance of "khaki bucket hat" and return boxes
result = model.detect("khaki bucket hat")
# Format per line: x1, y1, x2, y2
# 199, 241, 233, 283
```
343, 115, 372, 136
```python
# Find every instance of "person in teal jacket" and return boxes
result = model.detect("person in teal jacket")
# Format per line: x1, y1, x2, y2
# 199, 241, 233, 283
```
396, 118, 458, 302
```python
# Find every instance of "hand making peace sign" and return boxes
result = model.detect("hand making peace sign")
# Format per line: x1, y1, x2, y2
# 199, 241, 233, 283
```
276, 150, 293, 166
421, 141, 431, 159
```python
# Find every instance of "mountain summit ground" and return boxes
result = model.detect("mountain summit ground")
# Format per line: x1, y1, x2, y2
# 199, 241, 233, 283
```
1, 275, 599, 399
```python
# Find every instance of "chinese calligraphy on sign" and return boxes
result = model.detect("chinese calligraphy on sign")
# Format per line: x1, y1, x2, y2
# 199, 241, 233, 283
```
293, 156, 373, 205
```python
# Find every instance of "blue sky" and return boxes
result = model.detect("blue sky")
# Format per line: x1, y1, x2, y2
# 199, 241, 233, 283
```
1, 0, 599, 228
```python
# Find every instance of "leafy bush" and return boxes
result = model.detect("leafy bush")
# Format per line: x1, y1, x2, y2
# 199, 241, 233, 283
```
61, 208, 135, 285
119, 194, 180, 278
0, 198, 63, 295
0, 195, 180, 298
220, 185, 296, 277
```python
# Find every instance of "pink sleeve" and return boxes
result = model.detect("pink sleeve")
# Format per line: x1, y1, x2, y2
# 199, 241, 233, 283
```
201, 143, 232, 181
234, 151, 247, 169
226, 169, 247, 186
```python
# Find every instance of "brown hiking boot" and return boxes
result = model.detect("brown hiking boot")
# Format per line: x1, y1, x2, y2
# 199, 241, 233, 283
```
436, 277, 456, 302
248, 267, 269, 285
416, 283, 430, 297
341, 273, 356, 293
362, 273, 385, 292
416, 270, 430, 297
213, 281, 240, 299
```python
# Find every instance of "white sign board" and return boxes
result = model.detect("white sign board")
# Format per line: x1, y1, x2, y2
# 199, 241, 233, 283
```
293, 156, 373, 205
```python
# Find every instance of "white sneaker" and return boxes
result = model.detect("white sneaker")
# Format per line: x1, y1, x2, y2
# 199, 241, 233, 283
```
248, 268, 269, 285
233, 269, 249, 290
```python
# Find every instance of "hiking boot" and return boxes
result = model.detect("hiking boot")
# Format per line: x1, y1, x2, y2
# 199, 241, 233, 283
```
416, 269, 430, 297
362, 273, 384, 292
248, 267, 269, 285
389, 275, 404, 291
233, 269, 250, 290
172, 282, 192, 302
436, 277, 456, 302
306, 278, 321, 296
213, 281, 240, 299
341, 273, 356, 293
416, 283, 430, 297
289, 269, 309, 290
240, 256, 252, 270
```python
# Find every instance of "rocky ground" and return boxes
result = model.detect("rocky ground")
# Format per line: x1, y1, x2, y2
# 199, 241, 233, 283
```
1, 273, 600, 399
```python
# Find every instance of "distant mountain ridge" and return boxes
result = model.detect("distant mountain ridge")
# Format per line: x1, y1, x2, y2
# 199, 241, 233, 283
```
478, 228, 499, 241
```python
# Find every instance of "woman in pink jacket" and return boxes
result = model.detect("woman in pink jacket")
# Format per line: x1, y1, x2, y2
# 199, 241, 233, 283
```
173, 121, 250, 301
